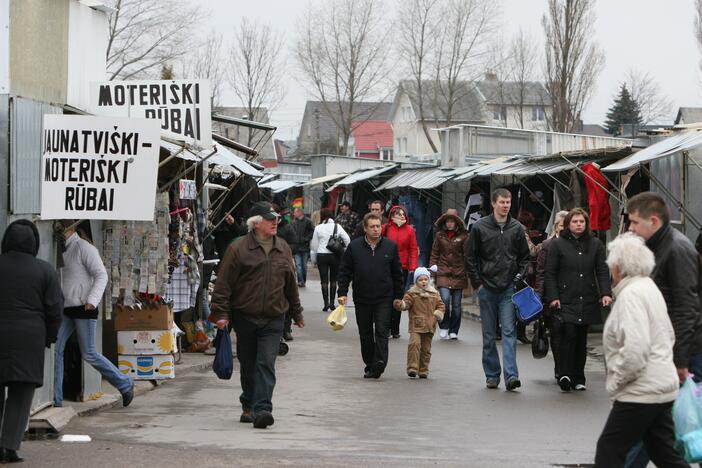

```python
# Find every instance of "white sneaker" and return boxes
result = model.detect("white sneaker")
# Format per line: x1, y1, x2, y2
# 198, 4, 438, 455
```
439, 329, 449, 340
574, 384, 587, 391
449, 333, 458, 340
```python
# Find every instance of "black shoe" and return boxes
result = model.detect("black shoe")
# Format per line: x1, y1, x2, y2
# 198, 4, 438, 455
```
506, 378, 521, 391
407, 370, 417, 378
283, 330, 293, 341
419, 374, 428, 379
363, 369, 374, 379
253, 411, 274, 429
4, 449, 23, 463
240, 409, 253, 423
559, 376, 572, 392
371, 360, 385, 379
121, 384, 135, 407
391, 334, 400, 339
486, 378, 499, 389
517, 333, 531, 345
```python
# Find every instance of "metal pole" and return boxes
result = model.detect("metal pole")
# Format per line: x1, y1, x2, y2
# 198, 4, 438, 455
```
204, 184, 257, 240
158, 147, 218, 193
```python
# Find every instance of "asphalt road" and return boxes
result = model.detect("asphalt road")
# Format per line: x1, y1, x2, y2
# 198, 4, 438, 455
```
20, 276, 613, 467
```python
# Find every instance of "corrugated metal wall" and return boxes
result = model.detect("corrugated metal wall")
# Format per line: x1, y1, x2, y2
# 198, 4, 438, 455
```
10, 96, 62, 214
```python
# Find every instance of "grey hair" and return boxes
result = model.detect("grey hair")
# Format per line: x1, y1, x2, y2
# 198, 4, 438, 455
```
606, 232, 655, 277
246, 215, 263, 231
549, 210, 570, 238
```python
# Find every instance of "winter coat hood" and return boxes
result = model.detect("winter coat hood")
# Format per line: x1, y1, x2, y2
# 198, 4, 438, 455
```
2, 219, 40, 256
434, 211, 467, 234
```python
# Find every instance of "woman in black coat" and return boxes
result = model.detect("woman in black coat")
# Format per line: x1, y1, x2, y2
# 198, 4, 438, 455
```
0, 220, 63, 463
544, 208, 611, 392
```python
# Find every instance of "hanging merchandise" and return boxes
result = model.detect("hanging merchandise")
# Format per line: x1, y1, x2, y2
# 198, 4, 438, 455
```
464, 193, 483, 231
581, 163, 612, 231
102, 192, 171, 318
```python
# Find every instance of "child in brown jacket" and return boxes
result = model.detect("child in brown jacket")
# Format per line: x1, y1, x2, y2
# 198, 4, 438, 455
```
395, 266, 445, 378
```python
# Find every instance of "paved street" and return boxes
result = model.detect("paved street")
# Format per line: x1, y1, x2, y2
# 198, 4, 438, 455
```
21, 275, 612, 467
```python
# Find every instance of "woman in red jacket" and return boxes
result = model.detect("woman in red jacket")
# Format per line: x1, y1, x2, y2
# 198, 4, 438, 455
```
383, 205, 419, 338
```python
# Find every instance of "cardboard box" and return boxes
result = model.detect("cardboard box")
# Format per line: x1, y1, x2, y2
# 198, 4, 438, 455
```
118, 354, 175, 380
113, 304, 173, 331
117, 330, 176, 355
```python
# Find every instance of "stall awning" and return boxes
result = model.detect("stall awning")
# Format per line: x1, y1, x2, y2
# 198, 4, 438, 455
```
258, 180, 302, 193
326, 165, 397, 192
604, 131, 702, 172
451, 157, 525, 181
162, 141, 263, 177
374, 167, 455, 191
257, 173, 279, 185
301, 173, 348, 187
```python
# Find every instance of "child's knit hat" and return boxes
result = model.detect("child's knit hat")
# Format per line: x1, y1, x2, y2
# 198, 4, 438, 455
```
413, 265, 438, 284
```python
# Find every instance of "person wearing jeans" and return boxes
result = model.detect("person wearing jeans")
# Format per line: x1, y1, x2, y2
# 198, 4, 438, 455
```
54, 316, 133, 405
429, 209, 469, 340
337, 213, 403, 379
289, 208, 314, 287
466, 189, 530, 391
54, 221, 134, 408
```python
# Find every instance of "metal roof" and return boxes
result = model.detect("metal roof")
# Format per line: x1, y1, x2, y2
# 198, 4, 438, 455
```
162, 141, 263, 177
374, 167, 455, 191
603, 131, 702, 172
257, 173, 279, 185
326, 165, 397, 192
258, 180, 302, 193
301, 173, 349, 187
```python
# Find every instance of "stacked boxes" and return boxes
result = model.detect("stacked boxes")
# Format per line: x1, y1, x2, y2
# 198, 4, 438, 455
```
114, 305, 176, 380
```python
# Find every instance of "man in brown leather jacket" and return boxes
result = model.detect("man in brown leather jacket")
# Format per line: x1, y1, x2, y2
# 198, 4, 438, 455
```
211, 201, 304, 429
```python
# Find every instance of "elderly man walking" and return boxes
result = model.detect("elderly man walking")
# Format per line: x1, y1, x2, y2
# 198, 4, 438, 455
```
466, 188, 530, 391
337, 213, 403, 379
211, 201, 304, 429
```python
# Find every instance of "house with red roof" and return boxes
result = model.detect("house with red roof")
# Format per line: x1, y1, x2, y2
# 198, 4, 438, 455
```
348, 120, 394, 160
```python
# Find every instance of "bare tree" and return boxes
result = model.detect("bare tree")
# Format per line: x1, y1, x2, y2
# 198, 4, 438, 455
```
106, 0, 201, 80
228, 18, 286, 148
429, 0, 497, 129
181, 33, 225, 108
484, 36, 513, 128
542, 0, 605, 132
295, 0, 394, 156
623, 69, 674, 125
398, 0, 442, 152
695, 0, 702, 83
508, 29, 539, 129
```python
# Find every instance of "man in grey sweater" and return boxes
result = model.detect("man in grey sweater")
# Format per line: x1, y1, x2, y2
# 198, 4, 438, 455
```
53, 220, 134, 408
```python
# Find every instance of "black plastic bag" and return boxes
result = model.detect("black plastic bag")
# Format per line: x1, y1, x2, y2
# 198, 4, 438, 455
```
532, 318, 549, 359
213, 329, 233, 380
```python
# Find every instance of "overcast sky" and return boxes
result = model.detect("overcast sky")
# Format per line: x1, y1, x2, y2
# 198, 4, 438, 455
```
201, 0, 701, 140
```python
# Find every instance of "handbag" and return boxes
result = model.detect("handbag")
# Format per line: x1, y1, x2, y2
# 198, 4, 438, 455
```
531, 318, 549, 359
212, 328, 233, 380
326, 223, 346, 256
512, 281, 543, 323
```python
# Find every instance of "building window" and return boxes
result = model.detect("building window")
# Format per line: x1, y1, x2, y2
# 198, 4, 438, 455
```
402, 137, 408, 154
307, 123, 312, 137
532, 106, 545, 121
492, 105, 506, 121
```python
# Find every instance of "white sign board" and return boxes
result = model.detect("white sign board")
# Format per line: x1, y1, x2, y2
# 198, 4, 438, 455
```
40, 114, 160, 221
89, 79, 212, 147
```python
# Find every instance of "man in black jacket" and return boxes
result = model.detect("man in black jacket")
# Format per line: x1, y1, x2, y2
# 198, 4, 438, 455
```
624, 192, 702, 468
289, 208, 315, 287
627, 192, 702, 382
352, 200, 385, 239
337, 213, 403, 379
466, 188, 530, 391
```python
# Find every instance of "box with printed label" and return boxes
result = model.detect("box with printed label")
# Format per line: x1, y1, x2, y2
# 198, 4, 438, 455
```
117, 330, 176, 355
118, 354, 175, 380
113, 304, 173, 331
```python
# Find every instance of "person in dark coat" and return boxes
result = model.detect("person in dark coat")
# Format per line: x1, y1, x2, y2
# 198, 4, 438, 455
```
289, 208, 315, 288
429, 209, 469, 340
0, 220, 63, 463
544, 208, 612, 392
534, 210, 569, 382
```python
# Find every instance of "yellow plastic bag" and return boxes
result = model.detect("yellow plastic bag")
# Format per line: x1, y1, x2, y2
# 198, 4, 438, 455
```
327, 304, 347, 331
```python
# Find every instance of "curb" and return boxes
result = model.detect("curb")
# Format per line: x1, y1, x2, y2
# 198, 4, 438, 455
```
73, 358, 214, 417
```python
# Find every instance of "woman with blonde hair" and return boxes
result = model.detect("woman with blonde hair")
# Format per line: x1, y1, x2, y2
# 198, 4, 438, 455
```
594, 233, 687, 467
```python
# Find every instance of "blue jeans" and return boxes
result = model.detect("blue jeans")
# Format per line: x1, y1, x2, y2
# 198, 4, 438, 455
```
54, 316, 132, 406
232, 315, 284, 414
294, 251, 310, 284
439, 288, 463, 334
477, 286, 519, 382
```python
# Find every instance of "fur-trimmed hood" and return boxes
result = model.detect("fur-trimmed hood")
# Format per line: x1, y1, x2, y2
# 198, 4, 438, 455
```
434, 211, 467, 234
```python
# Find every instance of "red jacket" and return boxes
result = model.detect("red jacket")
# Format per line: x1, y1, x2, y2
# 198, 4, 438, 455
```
383, 206, 419, 271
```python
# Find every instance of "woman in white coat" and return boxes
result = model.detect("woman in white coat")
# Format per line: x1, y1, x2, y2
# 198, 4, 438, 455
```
311, 208, 350, 312
594, 233, 688, 467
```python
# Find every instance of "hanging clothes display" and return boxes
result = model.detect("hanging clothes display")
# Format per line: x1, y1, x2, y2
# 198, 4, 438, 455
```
464, 193, 483, 231
581, 162, 612, 231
